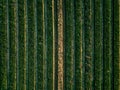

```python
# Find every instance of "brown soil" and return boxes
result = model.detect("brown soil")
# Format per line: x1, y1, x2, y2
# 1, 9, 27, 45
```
58, 0, 64, 90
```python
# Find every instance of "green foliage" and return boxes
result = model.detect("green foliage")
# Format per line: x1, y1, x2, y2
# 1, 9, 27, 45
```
64, 0, 74, 89
0, 0, 7, 90
0, 0, 119, 90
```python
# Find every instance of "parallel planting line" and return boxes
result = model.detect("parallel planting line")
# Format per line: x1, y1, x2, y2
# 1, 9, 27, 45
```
84, 0, 94, 89
103, 0, 112, 89
0, 0, 7, 89
34, 0, 37, 89
7, 0, 9, 89
45, 0, 55, 89
64, 0, 74, 90
113, 0, 119, 89
94, 0, 103, 89
18, 0, 27, 90
52, 0, 55, 89
27, 0, 36, 89
24, 0, 28, 90
74, 0, 84, 89
119, 1, 120, 89
36, 0, 45, 89
8, 0, 17, 89
54, 0, 58, 89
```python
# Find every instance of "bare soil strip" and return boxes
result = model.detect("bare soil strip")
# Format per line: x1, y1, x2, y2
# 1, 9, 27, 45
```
57, 0, 64, 90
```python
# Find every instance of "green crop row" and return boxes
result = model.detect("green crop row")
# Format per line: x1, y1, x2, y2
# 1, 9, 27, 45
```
103, 0, 112, 89
64, 0, 74, 90
84, 0, 94, 89
0, 0, 119, 90
74, 0, 83, 90
94, 0, 103, 89
36, 0, 45, 90
18, 0, 26, 90
45, 0, 55, 90
0, 0, 7, 90
27, 0, 36, 90
8, 0, 17, 90
113, 0, 119, 90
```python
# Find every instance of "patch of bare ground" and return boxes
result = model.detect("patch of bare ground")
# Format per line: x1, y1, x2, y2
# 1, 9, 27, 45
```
58, 0, 63, 90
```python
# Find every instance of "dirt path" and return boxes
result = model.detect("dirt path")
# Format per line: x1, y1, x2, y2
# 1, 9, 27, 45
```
58, 0, 64, 90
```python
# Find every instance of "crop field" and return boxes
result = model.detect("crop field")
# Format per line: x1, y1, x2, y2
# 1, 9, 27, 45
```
0, 0, 119, 90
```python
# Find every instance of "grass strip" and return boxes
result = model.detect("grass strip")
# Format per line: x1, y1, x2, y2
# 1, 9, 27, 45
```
94, 0, 103, 89
74, 0, 83, 90
103, 0, 112, 89
113, 0, 119, 89
36, 0, 45, 89
27, 0, 36, 90
0, 0, 7, 89
45, 0, 55, 89
84, 0, 94, 89
18, 0, 26, 90
8, 0, 17, 90
64, 0, 74, 90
